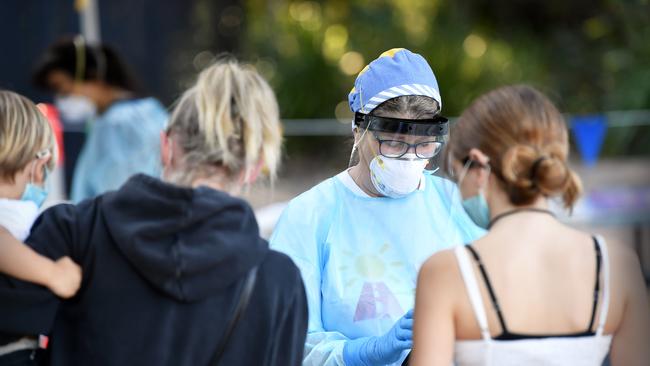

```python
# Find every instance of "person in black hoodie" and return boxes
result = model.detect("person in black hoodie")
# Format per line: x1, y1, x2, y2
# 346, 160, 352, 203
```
0, 58, 308, 365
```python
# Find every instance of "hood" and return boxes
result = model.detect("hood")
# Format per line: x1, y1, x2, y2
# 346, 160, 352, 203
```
101, 174, 268, 302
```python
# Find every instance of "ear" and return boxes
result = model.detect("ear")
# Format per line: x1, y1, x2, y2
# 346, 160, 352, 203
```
468, 148, 489, 166
160, 131, 170, 167
31, 155, 52, 185
467, 148, 490, 187
240, 157, 265, 185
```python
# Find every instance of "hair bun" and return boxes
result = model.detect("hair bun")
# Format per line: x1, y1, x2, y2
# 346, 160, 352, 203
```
446, 85, 583, 210
500, 143, 581, 208
501, 144, 538, 192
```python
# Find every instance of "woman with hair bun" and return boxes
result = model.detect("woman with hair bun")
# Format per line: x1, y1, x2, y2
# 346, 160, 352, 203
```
411, 85, 649, 365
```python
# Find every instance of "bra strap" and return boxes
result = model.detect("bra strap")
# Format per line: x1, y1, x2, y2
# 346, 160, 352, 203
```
586, 237, 602, 332
454, 246, 491, 341
594, 236, 611, 336
465, 245, 509, 335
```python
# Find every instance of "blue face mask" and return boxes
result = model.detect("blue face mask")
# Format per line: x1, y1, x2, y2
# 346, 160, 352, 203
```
21, 183, 48, 208
458, 158, 491, 229
462, 192, 490, 229
20, 159, 50, 208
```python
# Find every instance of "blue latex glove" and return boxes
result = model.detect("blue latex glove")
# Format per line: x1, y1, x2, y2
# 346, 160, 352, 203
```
343, 309, 413, 366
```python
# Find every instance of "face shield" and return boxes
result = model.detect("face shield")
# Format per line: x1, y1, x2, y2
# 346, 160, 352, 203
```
350, 112, 449, 198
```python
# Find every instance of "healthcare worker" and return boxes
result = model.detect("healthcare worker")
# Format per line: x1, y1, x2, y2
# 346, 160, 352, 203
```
33, 36, 168, 202
270, 48, 484, 365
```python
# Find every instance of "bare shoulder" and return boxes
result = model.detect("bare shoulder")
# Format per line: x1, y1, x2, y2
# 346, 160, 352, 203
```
604, 236, 644, 287
599, 234, 647, 335
419, 248, 460, 286
562, 227, 643, 285
605, 236, 641, 266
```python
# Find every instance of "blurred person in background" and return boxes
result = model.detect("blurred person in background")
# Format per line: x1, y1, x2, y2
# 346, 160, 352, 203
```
0, 90, 81, 365
270, 48, 483, 365
32, 36, 168, 202
411, 85, 649, 366
0, 59, 307, 366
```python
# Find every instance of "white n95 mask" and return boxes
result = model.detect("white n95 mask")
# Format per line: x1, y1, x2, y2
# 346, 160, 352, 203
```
370, 153, 428, 198
55, 95, 97, 122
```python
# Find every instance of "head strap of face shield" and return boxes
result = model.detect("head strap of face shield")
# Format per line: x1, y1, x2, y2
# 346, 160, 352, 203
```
354, 112, 449, 137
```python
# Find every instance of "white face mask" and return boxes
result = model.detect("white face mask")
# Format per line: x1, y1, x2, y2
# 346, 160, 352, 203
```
0, 199, 40, 241
369, 153, 428, 198
55, 95, 97, 122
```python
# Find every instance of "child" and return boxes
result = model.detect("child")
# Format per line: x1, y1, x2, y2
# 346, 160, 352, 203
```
0, 89, 82, 363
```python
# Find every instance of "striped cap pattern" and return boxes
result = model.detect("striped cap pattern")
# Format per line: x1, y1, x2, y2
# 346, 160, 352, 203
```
363, 83, 442, 112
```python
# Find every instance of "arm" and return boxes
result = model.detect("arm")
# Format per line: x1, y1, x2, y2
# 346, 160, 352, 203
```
271, 190, 418, 366
72, 114, 162, 202
0, 226, 81, 298
0, 203, 85, 334
609, 244, 650, 366
269, 197, 350, 366
411, 251, 457, 366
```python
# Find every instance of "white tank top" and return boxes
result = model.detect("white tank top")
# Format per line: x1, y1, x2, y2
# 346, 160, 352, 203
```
453, 236, 612, 366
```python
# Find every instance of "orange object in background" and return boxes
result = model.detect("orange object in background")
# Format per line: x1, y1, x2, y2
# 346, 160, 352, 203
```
37, 103, 64, 166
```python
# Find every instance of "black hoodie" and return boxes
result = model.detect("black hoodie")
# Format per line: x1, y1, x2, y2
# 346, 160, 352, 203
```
0, 174, 307, 365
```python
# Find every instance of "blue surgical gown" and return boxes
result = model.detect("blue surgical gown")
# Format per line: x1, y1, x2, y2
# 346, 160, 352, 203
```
70, 97, 168, 202
270, 171, 484, 365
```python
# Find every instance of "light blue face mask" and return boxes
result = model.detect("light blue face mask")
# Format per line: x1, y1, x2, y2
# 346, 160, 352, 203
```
21, 182, 49, 208
462, 192, 490, 229
458, 159, 491, 229
21, 152, 50, 208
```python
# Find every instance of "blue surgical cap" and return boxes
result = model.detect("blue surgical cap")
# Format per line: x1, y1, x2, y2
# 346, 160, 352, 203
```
348, 48, 442, 114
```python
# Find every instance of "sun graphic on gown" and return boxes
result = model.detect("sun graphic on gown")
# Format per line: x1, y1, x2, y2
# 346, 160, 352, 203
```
339, 242, 407, 322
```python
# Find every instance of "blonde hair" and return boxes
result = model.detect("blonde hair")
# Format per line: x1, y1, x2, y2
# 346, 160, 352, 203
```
0, 90, 57, 183
447, 85, 582, 209
166, 58, 282, 186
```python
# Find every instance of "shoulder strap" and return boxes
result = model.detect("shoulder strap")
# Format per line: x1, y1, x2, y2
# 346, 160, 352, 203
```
454, 246, 491, 340
586, 237, 602, 332
210, 266, 259, 365
465, 245, 509, 334
594, 236, 611, 336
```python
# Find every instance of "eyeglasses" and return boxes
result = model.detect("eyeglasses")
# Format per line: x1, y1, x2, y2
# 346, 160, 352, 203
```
448, 157, 488, 182
372, 132, 443, 159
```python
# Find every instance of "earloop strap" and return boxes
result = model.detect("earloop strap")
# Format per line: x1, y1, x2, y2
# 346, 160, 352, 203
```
30, 150, 51, 185
35, 150, 50, 160
483, 163, 491, 178
73, 35, 86, 82
456, 159, 473, 185
423, 166, 439, 175
348, 121, 373, 167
